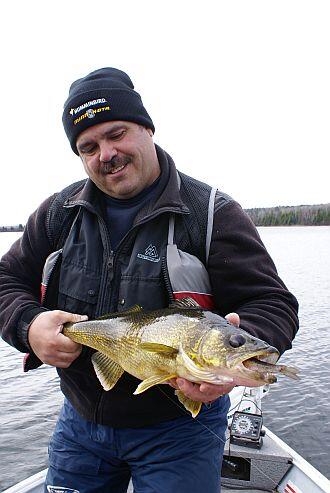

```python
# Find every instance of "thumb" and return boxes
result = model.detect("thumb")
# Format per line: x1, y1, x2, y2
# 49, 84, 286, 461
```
54, 310, 88, 325
225, 312, 240, 327
66, 313, 89, 324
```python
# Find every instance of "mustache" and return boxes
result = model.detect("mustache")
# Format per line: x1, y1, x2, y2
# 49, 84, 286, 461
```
100, 156, 131, 174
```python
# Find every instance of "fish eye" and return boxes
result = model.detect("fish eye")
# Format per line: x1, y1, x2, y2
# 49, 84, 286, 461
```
229, 334, 246, 348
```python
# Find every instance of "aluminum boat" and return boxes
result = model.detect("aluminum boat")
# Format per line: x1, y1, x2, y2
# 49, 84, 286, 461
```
3, 387, 330, 493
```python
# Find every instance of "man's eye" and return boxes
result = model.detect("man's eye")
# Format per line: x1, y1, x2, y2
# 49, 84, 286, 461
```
111, 130, 125, 140
81, 145, 96, 154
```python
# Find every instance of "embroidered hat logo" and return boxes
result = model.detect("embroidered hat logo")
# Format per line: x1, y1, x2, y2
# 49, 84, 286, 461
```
73, 106, 111, 126
86, 109, 95, 119
69, 98, 107, 116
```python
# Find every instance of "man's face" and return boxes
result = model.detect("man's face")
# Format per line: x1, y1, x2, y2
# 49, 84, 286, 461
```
76, 121, 160, 199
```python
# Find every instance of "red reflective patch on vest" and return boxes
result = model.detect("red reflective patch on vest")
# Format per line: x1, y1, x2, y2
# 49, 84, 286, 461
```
23, 353, 30, 371
40, 283, 46, 303
173, 291, 215, 310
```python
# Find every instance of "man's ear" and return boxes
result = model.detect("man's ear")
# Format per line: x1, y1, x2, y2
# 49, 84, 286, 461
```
146, 128, 153, 137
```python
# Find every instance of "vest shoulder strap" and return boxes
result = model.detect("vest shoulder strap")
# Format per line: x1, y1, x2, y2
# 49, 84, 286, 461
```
177, 172, 217, 265
46, 180, 86, 249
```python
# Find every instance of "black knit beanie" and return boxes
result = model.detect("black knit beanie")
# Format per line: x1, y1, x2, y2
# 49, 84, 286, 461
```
62, 67, 155, 155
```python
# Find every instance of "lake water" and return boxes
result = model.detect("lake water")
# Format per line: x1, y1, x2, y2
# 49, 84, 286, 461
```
0, 226, 329, 490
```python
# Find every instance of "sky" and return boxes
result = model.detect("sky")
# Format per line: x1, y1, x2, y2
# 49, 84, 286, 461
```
0, 0, 329, 224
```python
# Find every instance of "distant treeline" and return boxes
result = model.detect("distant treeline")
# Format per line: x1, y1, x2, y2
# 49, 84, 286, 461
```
0, 224, 24, 232
245, 204, 330, 226
1, 204, 330, 231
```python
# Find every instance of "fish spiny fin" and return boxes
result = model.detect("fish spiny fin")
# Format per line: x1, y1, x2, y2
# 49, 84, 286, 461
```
139, 342, 178, 356
133, 374, 177, 395
281, 365, 300, 380
169, 298, 202, 309
91, 352, 124, 391
175, 390, 202, 418
95, 305, 143, 320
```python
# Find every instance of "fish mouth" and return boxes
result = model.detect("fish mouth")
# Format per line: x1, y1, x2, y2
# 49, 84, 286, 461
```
229, 348, 279, 369
226, 349, 280, 385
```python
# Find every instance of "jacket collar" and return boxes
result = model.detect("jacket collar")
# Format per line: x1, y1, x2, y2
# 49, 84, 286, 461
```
64, 144, 190, 219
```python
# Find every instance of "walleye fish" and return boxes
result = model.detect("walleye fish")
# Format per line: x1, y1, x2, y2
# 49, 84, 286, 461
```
63, 298, 299, 417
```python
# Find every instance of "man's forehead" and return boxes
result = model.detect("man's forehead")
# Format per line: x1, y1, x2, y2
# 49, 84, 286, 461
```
77, 121, 129, 145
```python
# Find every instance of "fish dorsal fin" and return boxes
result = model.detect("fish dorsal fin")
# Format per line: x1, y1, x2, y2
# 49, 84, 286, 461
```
139, 342, 178, 356
95, 305, 143, 321
91, 352, 124, 391
169, 297, 202, 310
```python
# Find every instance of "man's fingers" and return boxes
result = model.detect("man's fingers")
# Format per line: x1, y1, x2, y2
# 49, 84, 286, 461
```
53, 310, 88, 325
175, 378, 235, 402
28, 310, 87, 366
55, 311, 87, 351
200, 382, 235, 395
57, 332, 82, 352
43, 347, 83, 368
166, 378, 179, 389
176, 379, 203, 399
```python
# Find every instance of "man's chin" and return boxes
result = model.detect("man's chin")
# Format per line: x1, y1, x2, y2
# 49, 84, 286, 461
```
101, 182, 140, 200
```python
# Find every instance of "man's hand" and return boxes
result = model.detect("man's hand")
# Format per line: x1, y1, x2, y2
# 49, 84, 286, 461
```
168, 379, 236, 403
28, 310, 88, 368
167, 312, 240, 402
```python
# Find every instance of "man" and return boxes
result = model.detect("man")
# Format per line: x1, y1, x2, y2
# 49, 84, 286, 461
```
0, 68, 299, 493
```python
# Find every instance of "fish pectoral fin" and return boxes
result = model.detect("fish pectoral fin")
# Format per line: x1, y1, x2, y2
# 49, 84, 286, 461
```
175, 390, 202, 418
139, 342, 178, 356
91, 352, 124, 391
133, 374, 177, 395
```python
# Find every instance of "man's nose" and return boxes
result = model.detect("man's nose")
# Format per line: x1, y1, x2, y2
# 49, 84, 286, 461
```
99, 142, 117, 163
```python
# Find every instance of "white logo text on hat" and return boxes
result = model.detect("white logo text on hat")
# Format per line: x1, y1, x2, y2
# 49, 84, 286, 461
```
69, 98, 107, 116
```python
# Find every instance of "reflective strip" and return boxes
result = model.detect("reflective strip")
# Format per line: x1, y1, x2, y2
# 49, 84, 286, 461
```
168, 215, 175, 245
206, 187, 217, 265
47, 486, 80, 493
173, 291, 214, 310
40, 209, 80, 303
40, 283, 47, 302
284, 481, 302, 493
40, 249, 63, 303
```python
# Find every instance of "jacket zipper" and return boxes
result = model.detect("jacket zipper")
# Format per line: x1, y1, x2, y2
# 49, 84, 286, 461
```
161, 256, 175, 303
96, 215, 114, 316
93, 215, 113, 423
107, 207, 188, 311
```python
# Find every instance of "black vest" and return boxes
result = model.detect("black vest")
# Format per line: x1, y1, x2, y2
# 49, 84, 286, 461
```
41, 147, 219, 427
